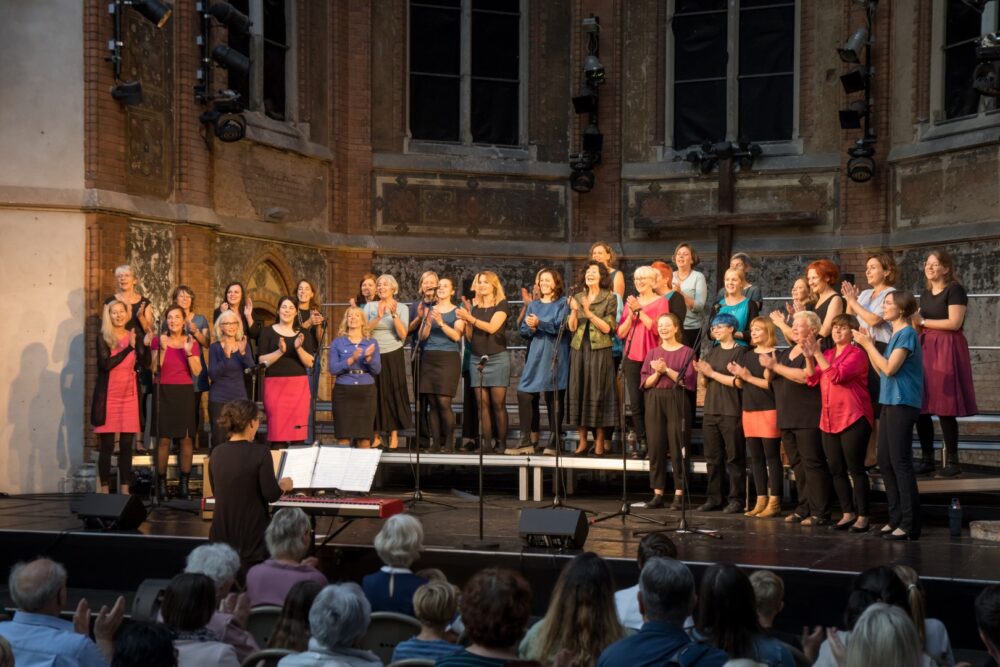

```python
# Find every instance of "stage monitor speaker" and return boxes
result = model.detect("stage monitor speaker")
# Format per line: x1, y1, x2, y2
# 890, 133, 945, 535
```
518, 508, 588, 549
73, 493, 147, 530
132, 578, 171, 622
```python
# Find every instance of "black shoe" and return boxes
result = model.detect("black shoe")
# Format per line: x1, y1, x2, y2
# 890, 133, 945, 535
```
669, 496, 684, 511
644, 495, 665, 509
935, 464, 962, 478
177, 472, 190, 500
832, 519, 855, 531
722, 501, 744, 514
913, 460, 936, 476
849, 521, 871, 534
155, 477, 168, 501
698, 501, 724, 512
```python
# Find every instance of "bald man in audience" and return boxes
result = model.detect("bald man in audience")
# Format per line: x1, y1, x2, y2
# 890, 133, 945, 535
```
0, 558, 124, 667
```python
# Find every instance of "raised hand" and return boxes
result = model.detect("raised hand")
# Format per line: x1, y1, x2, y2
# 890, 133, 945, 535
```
841, 280, 859, 301
759, 352, 777, 369
311, 310, 325, 327
128, 329, 137, 348
377, 299, 388, 318
73, 598, 91, 635
94, 596, 125, 641
521, 287, 533, 304
568, 296, 579, 312
727, 361, 747, 378
625, 295, 641, 312
244, 297, 254, 323
279, 337, 287, 354
430, 307, 443, 325
348, 297, 357, 308
220, 302, 230, 312
294, 332, 305, 349
785, 301, 795, 317
852, 328, 872, 348
364, 342, 376, 359
183, 335, 195, 356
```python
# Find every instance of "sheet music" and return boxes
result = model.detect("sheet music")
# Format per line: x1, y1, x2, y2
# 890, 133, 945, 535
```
312, 447, 382, 492
279, 447, 320, 489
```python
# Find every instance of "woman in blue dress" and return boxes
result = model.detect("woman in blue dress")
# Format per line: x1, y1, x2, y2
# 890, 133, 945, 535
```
510, 268, 569, 455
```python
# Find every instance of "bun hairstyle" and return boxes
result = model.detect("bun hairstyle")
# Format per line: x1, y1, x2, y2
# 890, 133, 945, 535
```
218, 399, 260, 436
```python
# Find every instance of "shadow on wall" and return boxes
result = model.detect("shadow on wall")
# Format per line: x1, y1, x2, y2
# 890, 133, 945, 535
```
4, 289, 84, 494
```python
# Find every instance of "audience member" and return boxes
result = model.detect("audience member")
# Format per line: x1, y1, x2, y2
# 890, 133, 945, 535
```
110, 620, 177, 667
437, 568, 536, 667
183, 543, 259, 660
277, 583, 381, 667
268, 581, 324, 653
975, 585, 1000, 666
0, 558, 124, 667
0, 636, 12, 667
747, 570, 807, 667
614, 533, 679, 630
598, 557, 728, 667
520, 553, 626, 667
362, 513, 427, 616
160, 573, 239, 667
246, 508, 328, 607
828, 603, 927, 667
893, 565, 955, 666
391, 581, 461, 662
694, 564, 795, 667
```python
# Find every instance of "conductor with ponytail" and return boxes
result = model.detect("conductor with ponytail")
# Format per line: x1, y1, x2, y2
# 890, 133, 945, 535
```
210, 399, 294, 569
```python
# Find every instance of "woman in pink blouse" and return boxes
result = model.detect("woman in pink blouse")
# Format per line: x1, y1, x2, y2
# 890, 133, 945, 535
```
804, 314, 874, 532
639, 313, 697, 509
617, 266, 671, 457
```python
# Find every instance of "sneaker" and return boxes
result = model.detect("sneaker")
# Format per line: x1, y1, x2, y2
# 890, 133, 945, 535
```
631, 494, 665, 509
722, 501, 744, 514
504, 445, 535, 456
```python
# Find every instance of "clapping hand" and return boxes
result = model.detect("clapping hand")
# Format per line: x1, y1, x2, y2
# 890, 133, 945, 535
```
525, 313, 539, 330
244, 297, 254, 323
128, 330, 137, 347
183, 335, 195, 356
568, 296, 579, 312
650, 358, 668, 374
580, 294, 592, 315
759, 352, 777, 369
625, 295, 641, 312
279, 337, 287, 354
852, 328, 872, 348
348, 346, 362, 364
237, 338, 247, 354
310, 310, 324, 327
364, 343, 376, 360
727, 361, 747, 379
220, 592, 250, 629
94, 596, 125, 641
799, 335, 819, 358
841, 280, 860, 301
73, 598, 91, 635
430, 307, 443, 325
294, 332, 305, 349
694, 359, 713, 376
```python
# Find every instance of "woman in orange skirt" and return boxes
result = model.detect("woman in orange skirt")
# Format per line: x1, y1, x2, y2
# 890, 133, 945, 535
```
727, 317, 782, 518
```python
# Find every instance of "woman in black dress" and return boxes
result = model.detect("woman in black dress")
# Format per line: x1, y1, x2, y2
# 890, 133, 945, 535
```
210, 399, 293, 570
807, 259, 845, 351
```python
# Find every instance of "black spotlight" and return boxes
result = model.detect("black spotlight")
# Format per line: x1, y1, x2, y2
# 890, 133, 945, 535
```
211, 44, 251, 75
840, 67, 867, 94
839, 99, 869, 129
207, 2, 252, 34
837, 27, 868, 64
570, 158, 596, 193
200, 107, 246, 142
111, 80, 143, 105
130, 0, 172, 28
583, 55, 605, 86
582, 124, 604, 155
846, 141, 875, 183
572, 90, 598, 115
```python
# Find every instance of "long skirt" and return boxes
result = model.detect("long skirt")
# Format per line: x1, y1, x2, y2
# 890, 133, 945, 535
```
152, 384, 196, 439
263, 375, 310, 442
333, 383, 377, 440
920, 329, 978, 417
374, 348, 413, 431
566, 338, 616, 428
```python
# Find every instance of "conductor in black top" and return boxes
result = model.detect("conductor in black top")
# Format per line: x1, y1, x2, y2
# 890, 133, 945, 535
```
209, 399, 294, 572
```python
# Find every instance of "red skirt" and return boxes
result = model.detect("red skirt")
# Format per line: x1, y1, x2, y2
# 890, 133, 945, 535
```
920, 329, 978, 417
95, 346, 140, 434
743, 409, 780, 439
263, 375, 311, 441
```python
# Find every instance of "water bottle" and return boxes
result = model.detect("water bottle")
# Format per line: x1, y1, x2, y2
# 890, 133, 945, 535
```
948, 498, 963, 537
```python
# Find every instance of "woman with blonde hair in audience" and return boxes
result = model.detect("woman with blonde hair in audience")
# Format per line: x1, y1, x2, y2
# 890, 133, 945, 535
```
329, 306, 380, 448
362, 273, 411, 449
391, 581, 462, 661
891, 565, 955, 666
520, 552, 625, 667
92, 300, 140, 495
727, 317, 782, 518
455, 270, 511, 452
618, 266, 671, 457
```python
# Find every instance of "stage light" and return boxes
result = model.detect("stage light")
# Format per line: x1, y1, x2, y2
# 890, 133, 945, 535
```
572, 90, 597, 114
840, 67, 867, 94
211, 44, 251, 74
200, 107, 246, 142
847, 141, 875, 183
838, 27, 868, 64
111, 80, 144, 105
839, 99, 869, 129
130, 0, 173, 28
582, 124, 604, 155
583, 55, 605, 86
570, 152, 597, 193
207, 2, 252, 35
736, 140, 762, 170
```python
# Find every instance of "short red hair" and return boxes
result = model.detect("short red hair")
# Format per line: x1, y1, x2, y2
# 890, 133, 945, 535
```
807, 259, 839, 286
650, 260, 674, 287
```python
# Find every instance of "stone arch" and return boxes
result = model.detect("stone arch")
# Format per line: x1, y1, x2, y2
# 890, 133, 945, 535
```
244, 249, 295, 325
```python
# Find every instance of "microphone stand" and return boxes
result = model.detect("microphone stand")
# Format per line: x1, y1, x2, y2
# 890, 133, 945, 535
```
464, 353, 499, 549
406, 301, 454, 509
547, 298, 592, 513
592, 306, 667, 527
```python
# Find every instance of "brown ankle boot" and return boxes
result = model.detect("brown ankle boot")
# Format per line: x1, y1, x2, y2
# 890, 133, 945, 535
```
756, 496, 782, 518
744, 496, 768, 517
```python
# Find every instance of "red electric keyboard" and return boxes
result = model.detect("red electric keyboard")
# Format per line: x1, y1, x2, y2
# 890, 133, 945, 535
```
200, 496, 404, 520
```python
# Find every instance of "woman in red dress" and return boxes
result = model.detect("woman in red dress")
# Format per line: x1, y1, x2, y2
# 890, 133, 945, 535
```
92, 300, 141, 494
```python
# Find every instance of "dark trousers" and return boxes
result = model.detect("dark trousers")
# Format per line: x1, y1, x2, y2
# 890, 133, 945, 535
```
645, 388, 690, 493
703, 413, 744, 506
822, 418, 872, 516
747, 436, 782, 496
98, 433, 134, 488
879, 404, 921, 536
782, 427, 829, 518
622, 358, 646, 444
517, 390, 563, 444
916, 414, 959, 465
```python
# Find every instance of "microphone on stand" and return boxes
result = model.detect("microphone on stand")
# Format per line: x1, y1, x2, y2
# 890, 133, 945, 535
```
476, 354, 489, 370
243, 362, 268, 375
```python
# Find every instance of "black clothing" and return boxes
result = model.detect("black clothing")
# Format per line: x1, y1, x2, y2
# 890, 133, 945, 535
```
470, 300, 508, 356
741, 351, 776, 412
814, 294, 846, 351
702, 346, 745, 417
772, 348, 822, 429
258, 326, 317, 377
918, 283, 967, 325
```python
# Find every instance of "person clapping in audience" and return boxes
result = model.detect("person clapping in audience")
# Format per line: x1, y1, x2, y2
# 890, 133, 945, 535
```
278, 583, 381, 667
694, 564, 795, 667
183, 543, 259, 661
246, 508, 328, 608
826, 603, 928, 667
599, 557, 728, 667
391, 581, 461, 662
362, 514, 427, 616
520, 553, 625, 667
437, 569, 536, 667
0, 558, 125, 667
162, 573, 240, 666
